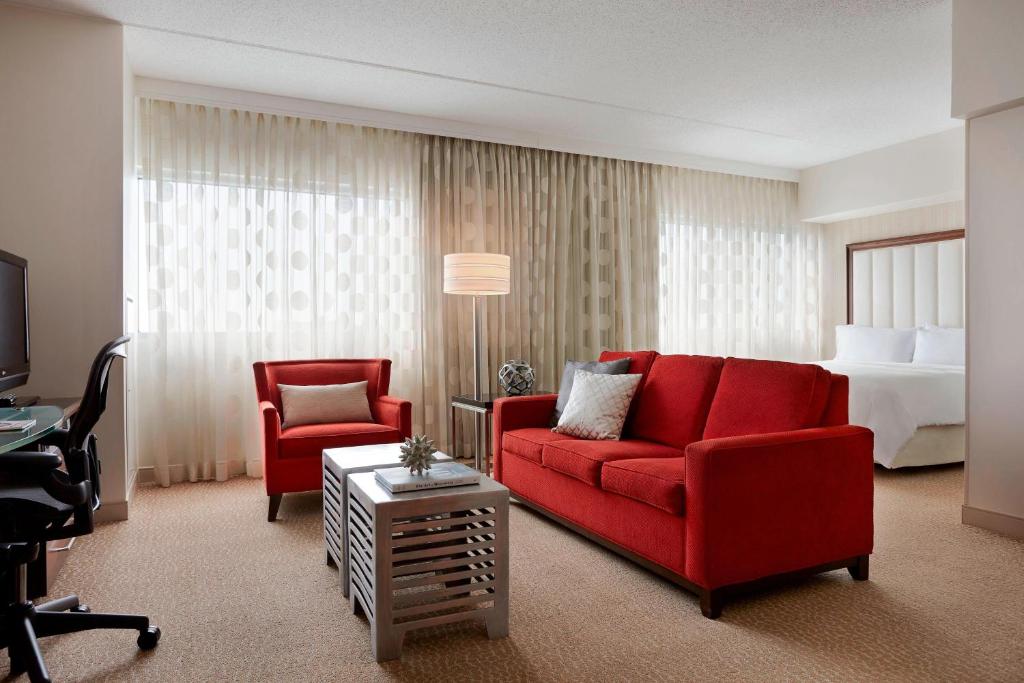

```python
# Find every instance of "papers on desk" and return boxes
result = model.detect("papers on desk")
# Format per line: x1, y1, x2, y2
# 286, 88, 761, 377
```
0, 419, 36, 432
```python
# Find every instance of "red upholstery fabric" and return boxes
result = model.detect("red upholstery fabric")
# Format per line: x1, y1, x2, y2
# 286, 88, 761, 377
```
502, 453, 687, 576
630, 354, 724, 448
684, 425, 874, 588
702, 358, 833, 439
253, 359, 410, 496
601, 457, 686, 515
502, 427, 576, 465
821, 373, 849, 426
542, 438, 682, 486
279, 423, 401, 460
597, 350, 659, 433
492, 394, 557, 480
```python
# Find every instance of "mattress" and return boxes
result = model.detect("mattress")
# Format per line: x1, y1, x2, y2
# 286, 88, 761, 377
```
816, 360, 965, 468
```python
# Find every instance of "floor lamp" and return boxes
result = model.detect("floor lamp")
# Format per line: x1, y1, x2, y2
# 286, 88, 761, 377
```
443, 253, 511, 467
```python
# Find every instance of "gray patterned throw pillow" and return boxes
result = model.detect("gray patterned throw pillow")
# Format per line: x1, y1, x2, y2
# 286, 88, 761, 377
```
551, 357, 632, 425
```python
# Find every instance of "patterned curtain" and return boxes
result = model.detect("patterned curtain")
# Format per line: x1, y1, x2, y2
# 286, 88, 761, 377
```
657, 168, 820, 360
418, 138, 660, 447
135, 99, 422, 484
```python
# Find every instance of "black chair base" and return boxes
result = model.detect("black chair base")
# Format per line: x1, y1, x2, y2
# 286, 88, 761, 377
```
3, 592, 160, 683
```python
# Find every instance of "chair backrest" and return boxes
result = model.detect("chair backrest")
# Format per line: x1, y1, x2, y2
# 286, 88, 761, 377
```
64, 336, 130, 509
253, 359, 392, 415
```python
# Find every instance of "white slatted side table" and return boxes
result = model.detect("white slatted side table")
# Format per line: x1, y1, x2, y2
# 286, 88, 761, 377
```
323, 443, 452, 598
346, 472, 510, 662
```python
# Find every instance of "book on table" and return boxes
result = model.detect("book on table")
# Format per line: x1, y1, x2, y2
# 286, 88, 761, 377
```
0, 419, 36, 432
375, 462, 480, 493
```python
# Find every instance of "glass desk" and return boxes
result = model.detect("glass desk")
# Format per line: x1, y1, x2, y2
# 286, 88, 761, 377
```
0, 405, 66, 453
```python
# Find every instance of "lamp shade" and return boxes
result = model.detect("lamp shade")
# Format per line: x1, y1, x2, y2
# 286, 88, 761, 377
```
443, 253, 510, 296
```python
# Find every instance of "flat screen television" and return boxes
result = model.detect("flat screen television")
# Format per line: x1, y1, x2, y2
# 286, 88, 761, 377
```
0, 250, 29, 393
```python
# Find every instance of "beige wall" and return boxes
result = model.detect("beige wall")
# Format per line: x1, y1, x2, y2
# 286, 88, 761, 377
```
954, 0, 1024, 539
799, 129, 964, 223
0, 5, 130, 519
818, 201, 965, 359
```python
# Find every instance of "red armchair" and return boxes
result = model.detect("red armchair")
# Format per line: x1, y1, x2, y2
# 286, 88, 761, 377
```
493, 352, 874, 618
253, 359, 412, 521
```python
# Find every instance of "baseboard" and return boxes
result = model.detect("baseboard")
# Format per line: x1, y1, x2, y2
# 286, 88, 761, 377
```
95, 500, 128, 523
135, 459, 259, 486
962, 504, 1024, 541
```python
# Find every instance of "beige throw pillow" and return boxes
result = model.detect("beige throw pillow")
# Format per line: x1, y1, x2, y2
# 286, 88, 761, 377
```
277, 381, 373, 428
552, 370, 642, 440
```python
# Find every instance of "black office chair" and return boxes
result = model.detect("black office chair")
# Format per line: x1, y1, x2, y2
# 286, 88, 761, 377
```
0, 336, 160, 683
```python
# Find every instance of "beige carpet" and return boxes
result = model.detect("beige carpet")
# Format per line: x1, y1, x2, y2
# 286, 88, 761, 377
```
4, 465, 1023, 682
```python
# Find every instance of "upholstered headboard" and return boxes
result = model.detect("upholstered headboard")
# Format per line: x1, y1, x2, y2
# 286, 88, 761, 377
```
846, 229, 965, 327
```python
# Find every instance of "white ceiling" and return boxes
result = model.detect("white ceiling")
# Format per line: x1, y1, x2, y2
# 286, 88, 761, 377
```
17, 0, 960, 173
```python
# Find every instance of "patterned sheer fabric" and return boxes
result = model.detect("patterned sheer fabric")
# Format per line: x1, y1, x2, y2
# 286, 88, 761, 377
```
657, 168, 821, 361
135, 99, 422, 483
133, 98, 817, 484
419, 137, 660, 443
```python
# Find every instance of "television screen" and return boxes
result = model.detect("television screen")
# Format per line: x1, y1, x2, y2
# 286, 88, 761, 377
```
0, 254, 29, 382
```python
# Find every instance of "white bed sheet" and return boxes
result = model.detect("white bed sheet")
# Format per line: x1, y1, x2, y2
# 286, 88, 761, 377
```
815, 360, 965, 468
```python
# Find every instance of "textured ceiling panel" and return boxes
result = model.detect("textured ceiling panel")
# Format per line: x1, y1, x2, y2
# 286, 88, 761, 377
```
19, 0, 960, 170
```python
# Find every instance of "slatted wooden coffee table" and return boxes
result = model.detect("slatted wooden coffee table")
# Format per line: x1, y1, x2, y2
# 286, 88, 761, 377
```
345, 471, 510, 662
322, 443, 452, 598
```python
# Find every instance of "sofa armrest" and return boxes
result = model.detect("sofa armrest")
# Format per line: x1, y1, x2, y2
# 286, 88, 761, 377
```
683, 425, 874, 589
375, 395, 412, 438
492, 394, 558, 480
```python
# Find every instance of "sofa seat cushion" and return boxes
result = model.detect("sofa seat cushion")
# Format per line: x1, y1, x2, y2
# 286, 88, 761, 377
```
601, 457, 687, 515
542, 438, 683, 486
503, 428, 577, 464
703, 358, 833, 439
630, 354, 724, 448
279, 422, 401, 459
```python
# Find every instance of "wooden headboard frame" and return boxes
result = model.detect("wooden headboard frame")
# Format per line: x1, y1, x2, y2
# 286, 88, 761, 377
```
846, 228, 965, 323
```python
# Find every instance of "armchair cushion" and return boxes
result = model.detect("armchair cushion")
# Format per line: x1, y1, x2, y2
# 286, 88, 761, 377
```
278, 422, 401, 460
277, 381, 372, 428
542, 438, 682, 486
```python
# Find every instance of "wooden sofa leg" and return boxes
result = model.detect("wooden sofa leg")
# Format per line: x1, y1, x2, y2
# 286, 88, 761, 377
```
268, 494, 283, 522
700, 589, 723, 619
848, 554, 869, 581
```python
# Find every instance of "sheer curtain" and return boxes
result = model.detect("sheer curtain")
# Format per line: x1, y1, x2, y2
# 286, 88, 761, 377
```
419, 137, 659, 443
135, 99, 423, 484
656, 168, 821, 360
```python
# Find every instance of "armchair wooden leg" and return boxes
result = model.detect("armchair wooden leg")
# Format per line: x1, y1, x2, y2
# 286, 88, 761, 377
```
268, 494, 283, 522
848, 554, 869, 581
699, 588, 723, 619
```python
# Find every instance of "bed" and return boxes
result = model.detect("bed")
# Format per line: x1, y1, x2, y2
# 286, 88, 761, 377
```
823, 229, 966, 468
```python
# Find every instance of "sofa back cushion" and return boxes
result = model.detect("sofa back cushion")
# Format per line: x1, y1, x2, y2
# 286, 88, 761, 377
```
702, 358, 832, 439
597, 350, 659, 435
630, 354, 724, 448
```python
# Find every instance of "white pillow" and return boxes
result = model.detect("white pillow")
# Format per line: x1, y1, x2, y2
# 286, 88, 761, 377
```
913, 325, 965, 366
552, 370, 641, 440
835, 325, 916, 363
277, 381, 373, 428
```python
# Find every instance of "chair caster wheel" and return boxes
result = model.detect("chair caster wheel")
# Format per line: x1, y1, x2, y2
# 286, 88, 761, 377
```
71, 604, 90, 613
137, 626, 161, 650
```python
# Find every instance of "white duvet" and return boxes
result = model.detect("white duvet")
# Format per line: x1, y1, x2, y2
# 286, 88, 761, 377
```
815, 360, 965, 468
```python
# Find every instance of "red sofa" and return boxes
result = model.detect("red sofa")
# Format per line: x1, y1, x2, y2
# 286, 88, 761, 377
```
253, 359, 412, 521
493, 351, 873, 618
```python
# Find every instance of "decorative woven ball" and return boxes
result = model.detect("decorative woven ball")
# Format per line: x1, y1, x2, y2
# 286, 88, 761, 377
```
498, 360, 536, 396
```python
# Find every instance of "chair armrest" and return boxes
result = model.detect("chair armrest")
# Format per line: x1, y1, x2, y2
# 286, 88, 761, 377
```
492, 394, 558, 480
683, 425, 874, 589
258, 400, 282, 458
0, 450, 63, 472
374, 396, 412, 438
